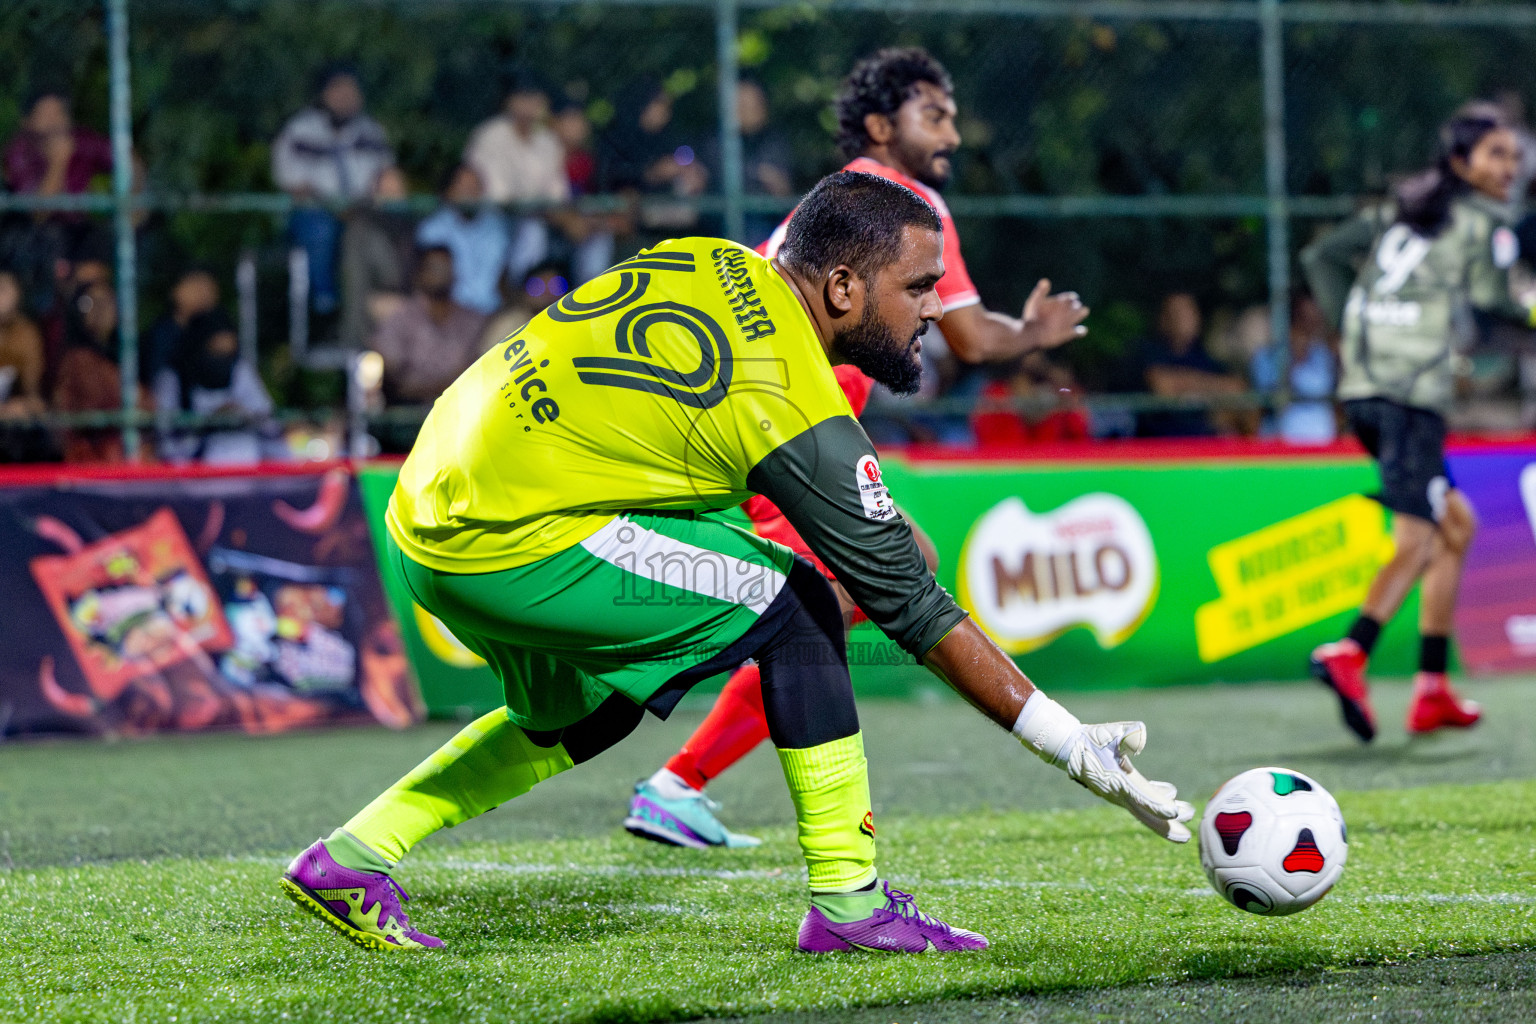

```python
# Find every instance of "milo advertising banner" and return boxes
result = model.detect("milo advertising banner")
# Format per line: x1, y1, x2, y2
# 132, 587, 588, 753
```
357, 464, 504, 717
860, 449, 1419, 692
361, 443, 1536, 716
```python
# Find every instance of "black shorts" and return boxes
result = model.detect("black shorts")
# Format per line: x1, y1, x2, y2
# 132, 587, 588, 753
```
1344, 398, 1451, 523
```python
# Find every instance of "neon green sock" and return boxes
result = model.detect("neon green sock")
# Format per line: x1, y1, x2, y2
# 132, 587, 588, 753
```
341, 709, 576, 865
323, 828, 393, 874
777, 731, 878, 893
810, 879, 886, 923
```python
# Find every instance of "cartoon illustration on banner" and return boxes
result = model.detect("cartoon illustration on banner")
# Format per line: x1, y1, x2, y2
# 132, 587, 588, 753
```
0, 470, 424, 737
958, 494, 1159, 654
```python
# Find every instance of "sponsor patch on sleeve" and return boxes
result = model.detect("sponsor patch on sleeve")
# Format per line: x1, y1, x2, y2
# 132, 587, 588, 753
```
1493, 226, 1519, 269
855, 455, 896, 521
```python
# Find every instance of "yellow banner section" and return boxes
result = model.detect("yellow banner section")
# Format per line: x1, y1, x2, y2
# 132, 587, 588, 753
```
1195, 495, 1394, 663
413, 604, 488, 668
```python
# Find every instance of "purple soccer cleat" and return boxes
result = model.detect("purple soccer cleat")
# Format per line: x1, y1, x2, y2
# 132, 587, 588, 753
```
797, 881, 990, 953
279, 839, 443, 951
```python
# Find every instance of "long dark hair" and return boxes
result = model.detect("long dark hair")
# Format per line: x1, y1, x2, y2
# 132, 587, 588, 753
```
1395, 103, 1508, 237
63, 279, 118, 360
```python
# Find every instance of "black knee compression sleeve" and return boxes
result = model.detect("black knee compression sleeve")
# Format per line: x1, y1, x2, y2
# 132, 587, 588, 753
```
524, 691, 646, 764
756, 559, 860, 749
638, 556, 861, 747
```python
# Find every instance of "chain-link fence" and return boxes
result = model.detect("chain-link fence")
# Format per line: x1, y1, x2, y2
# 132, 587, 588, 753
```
3, 0, 1536, 459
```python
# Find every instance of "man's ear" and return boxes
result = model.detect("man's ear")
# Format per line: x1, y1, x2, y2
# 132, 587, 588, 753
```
824, 264, 861, 318
863, 112, 894, 147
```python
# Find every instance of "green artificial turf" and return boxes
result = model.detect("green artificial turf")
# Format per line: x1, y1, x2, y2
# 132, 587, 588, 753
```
694, 951, 1536, 1023
1, 678, 1534, 1023
3, 784, 1535, 1023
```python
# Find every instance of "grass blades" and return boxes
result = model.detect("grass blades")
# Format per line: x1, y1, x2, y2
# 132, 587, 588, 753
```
3, 780, 1535, 1023
2, 677, 1534, 1022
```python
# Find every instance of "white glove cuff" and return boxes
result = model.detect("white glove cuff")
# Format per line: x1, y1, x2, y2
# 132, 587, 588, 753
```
1010, 690, 1082, 767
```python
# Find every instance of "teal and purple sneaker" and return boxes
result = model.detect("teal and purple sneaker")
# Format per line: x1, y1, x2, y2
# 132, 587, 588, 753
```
797, 881, 989, 953
623, 779, 761, 849
279, 839, 443, 951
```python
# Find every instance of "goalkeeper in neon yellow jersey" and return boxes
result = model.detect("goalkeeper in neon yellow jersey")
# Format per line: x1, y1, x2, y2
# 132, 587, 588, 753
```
280, 171, 1194, 954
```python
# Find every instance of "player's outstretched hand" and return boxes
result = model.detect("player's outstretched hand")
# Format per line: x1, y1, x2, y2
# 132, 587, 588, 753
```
1061, 721, 1195, 843
1021, 278, 1089, 350
1012, 692, 1195, 843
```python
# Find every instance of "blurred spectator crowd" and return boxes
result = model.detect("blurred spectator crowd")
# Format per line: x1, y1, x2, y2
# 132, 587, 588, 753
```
0, 65, 1530, 465
0, 68, 808, 463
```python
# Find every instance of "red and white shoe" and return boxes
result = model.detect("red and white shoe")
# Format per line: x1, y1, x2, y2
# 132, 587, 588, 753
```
1406, 673, 1482, 735
1309, 639, 1375, 742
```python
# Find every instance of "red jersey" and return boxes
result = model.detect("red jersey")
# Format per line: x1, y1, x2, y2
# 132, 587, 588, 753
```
747, 156, 967, 591
759, 155, 981, 313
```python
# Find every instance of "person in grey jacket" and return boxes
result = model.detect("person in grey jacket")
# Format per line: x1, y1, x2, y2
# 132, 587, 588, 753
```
272, 66, 395, 317
1303, 103, 1533, 743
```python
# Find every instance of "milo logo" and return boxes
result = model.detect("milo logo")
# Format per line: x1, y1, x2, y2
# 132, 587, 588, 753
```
958, 494, 1158, 654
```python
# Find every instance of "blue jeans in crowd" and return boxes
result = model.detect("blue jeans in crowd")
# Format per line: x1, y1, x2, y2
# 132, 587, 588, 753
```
289, 207, 342, 315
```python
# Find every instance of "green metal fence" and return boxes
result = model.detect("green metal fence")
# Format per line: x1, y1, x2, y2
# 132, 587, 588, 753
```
5, 0, 1536, 454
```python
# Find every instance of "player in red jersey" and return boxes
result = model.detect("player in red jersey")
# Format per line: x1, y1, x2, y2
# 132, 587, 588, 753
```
624, 48, 1089, 848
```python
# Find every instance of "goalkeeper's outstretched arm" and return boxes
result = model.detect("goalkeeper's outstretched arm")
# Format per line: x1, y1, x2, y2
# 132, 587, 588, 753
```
749, 413, 1194, 845
925, 617, 1196, 843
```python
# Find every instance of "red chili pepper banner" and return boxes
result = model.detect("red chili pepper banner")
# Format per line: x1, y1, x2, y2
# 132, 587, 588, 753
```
0, 465, 423, 738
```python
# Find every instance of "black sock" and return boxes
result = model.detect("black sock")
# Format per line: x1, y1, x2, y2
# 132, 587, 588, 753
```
1347, 616, 1382, 656
1420, 635, 1450, 675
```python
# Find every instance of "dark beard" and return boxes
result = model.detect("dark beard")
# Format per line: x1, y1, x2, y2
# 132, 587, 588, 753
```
831, 303, 924, 397
893, 137, 953, 190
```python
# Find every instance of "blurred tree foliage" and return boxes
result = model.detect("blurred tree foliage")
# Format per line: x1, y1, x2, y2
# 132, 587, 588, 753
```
3, 1, 1536, 377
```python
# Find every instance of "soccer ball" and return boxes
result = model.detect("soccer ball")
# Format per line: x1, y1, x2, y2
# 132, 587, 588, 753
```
1198, 767, 1347, 916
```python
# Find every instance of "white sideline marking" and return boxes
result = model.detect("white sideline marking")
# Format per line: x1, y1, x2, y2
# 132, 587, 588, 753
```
240, 855, 1533, 908
933, 877, 1105, 891
601, 901, 699, 916
440, 859, 792, 882
1364, 893, 1536, 905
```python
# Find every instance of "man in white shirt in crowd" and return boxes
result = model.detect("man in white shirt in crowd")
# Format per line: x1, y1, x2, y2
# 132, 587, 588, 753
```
465, 79, 613, 284
272, 66, 394, 317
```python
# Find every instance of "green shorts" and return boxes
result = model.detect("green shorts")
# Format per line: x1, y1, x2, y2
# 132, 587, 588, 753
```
390, 511, 796, 731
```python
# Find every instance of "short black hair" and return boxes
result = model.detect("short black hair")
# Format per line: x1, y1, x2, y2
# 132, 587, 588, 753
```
68, 228, 114, 267
315, 62, 360, 95
833, 48, 954, 160
777, 170, 941, 282
439, 162, 481, 196
25, 89, 71, 116
413, 244, 454, 271
524, 258, 569, 282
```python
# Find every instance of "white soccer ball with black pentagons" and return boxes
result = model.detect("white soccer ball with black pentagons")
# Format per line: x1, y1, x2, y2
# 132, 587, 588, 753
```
1199, 767, 1347, 916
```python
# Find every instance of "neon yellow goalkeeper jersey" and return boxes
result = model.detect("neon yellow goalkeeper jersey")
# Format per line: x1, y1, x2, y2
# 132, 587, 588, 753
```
387, 238, 851, 572
386, 236, 965, 657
